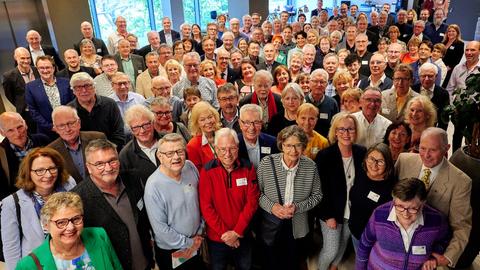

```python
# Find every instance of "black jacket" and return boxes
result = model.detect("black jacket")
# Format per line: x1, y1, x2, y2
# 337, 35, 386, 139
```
159, 29, 180, 44
119, 137, 159, 188
56, 66, 96, 79
412, 83, 450, 130
25, 45, 65, 70
2, 67, 40, 113
74, 37, 109, 56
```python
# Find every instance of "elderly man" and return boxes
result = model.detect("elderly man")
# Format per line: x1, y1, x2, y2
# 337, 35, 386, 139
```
424, 9, 448, 45
200, 37, 216, 61
136, 52, 166, 98
120, 104, 159, 189
369, 11, 389, 38
302, 44, 318, 74
56, 49, 95, 79
251, 13, 261, 28
25, 30, 64, 70
230, 18, 249, 47
356, 18, 378, 52
310, 0, 326, 17
385, 43, 403, 79
305, 69, 339, 137
172, 52, 218, 108
0, 112, 49, 197
381, 64, 419, 122
407, 20, 430, 42
394, 9, 413, 42
217, 83, 241, 133
411, 41, 442, 86
180, 23, 192, 40
220, 31, 235, 52
216, 48, 238, 83
73, 139, 154, 270
158, 44, 173, 67
25, 55, 74, 138
237, 104, 278, 168
137, 31, 161, 58
109, 72, 145, 120
93, 55, 118, 97
257, 43, 281, 73
395, 127, 472, 268
412, 63, 450, 130
323, 53, 340, 97
49, 105, 105, 183
358, 53, 393, 91
113, 39, 145, 89
241, 15, 253, 35
107, 16, 129, 54
144, 133, 204, 269
146, 76, 183, 122
355, 34, 373, 77
199, 128, 259, 270
159, 17, 180, 46
68, 72, 125, 150
352, 87, 392, 148
74, 21, 109, 56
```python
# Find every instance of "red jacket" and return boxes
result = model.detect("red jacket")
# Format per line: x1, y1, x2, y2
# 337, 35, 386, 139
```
186, 134, 216, 171
199, 158, 259, 242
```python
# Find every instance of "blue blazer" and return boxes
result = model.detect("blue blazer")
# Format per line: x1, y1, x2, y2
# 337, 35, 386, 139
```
238, 132, 279, 165
25, 77, 74, 135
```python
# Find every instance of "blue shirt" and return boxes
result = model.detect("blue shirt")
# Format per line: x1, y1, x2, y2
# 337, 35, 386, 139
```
64, 138, 86, 181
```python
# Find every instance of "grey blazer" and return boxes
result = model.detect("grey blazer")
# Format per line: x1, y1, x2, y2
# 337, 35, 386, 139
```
114, 53, 146, 86
380, 88, 419, 122
257, 153, 322, 239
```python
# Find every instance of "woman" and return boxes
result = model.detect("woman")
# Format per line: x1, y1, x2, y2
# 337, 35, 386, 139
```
15, 192, 122, 269
383, 121, 412, 162
79, 39, 102, 75
332, 71, 354, 108
356, 178, 450, 270
431, 43, 448, 85
257, 125, 322, 270
186, 101, 221, 171
182, 38, 195, 53
303, 23, 313, 33
272, 35, 287, 65
164, 59, 183, 85
404, 95, 437, 152
401, 38, 420, 64
442, 24, 465, 88
273, 19, 282, 35
150, 97, 191, 143
238, 38, 249, 56
388, 26, 406, 52
191, 24, 203, 44
307, 29, 320, 47
376, 37, 390, 57
337, 49, 350, 72
235, 59, 257, 98
341, 88, 362, 113
1, 147, 76, 269
295, 73, 310, 95
311, 16, 320, 32
317, 36, 332, 62
296, 103, 329, 160
406, 9, 418, 24
271, 65, 291, 95
349, 143, 395, 251
267, 83, 304, 136
173, 40, 185, 63
200, 59, 226, 87
315, 112, 367, 270
329, 30, 343, 51
288, 52, 303, 82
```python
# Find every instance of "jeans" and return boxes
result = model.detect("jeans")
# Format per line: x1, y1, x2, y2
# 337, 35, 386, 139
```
208, 237, 252, 270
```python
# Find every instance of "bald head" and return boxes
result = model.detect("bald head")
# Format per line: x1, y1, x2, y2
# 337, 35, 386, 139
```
80, 21, 94, 39
0, 112, 28, 148
26, 30, 41, 49
14, 47, 32, 71
151, 76, 172, 97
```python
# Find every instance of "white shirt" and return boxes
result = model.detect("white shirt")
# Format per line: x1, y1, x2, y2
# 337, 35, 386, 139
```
446, 60, 480, 96
29, 45, 45, 66
138, 141, 158, 164
352, 111, 392, 148
245, 138, 260, 168
281, 156, 298, 206
343, 156, 355, 219
418, 158, 445, 188
387, 206, 424, 252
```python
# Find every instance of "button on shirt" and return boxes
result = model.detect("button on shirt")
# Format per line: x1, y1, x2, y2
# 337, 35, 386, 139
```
43, 79, 61, 109
121, 56, 136, 85
418, 158, 444, 188
353, 111, 392, 148
64, 139, 86, 180
281, 157, 298, 205
446, 60, 480, 96
420, 85, 435, 99
245, 139, 260, 169
387, 206, 424, 252
29, 46, 45, 66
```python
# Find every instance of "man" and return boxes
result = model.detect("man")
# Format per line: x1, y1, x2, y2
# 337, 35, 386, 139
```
385, 43, 403, 78
358, 53, 393, 91
74, 21, 109, 56
25, 30, 64, 70
280, 26, 295, 54
109, 72, 145, 119
172, 52, 219, 108
323, 53, 339, 97
305, 69, 339, 137
220, 31, 235, 52
251, 13, 261, 28
217, 83, 241, 133
230, 18, 249, 47
250, 27, 265, 48
237, 104, 278, 168
0, 112, 49, 197
158, 44, 173, 68
56, 49, 95, 79
356, 18, 378, 53
137, 31, 161, 58
73, 139, 154, 270
120, 104, 159, 189
419, 9, 430, 24
107, 16, 129, 54
446, 41, 480, 152
144, 133, 204, 270
68, 72, 126, 150
25, 56, 74, 138
369, 11, 379, 27
352, 87, 392, 148
395, 127, 472, 268
302, 44, 318, 74
381, 64, 419, 122
247, 41, 263, 66
256, 43, 281, 73
345, 53, 367, 86
369, 11, 389, 38
394, 10, 413, 42
355, 34, 373, 77
280, 11, 290, 29
201, 37, 217, 61
349, 4, 359, 22
3, 47, 39, 129
230, 49, 243, 71
136, 52, 165, 98
411, 41, 441, 86
310, 0, 327, 17
424, 9, 448, 45
216, 48, 239, 83
412, 63, 450, 130
407, 20, 430, 42
126, 33, 140, 55
199, 128, 259, 270
382, 3, 395, 26
114, 39, 145, 89
159, 17, 180, 46
241, 15, 253, 35
180, 23, 192, 40
148, 76, 183, 122
93, 55, 118, 97
49, 105, 105, 183
337, 25, 357, 53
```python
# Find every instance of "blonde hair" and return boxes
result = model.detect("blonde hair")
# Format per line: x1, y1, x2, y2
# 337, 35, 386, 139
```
328, 112, 360, 143
297, 103, 319, 118
189, 101, 221, 135
404, 95, 437, 127
41, 192, 83, 227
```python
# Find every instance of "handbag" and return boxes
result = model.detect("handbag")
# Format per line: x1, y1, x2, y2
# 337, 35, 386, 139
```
29, 253, 43, 269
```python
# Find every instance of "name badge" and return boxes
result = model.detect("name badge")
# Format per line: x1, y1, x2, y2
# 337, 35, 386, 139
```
439, 33, 445, 37
403, 34, 408, 37
368, 41, 372, 45
412, 245, 427, 255
319, 113, 329, 119
183, 183, 194, 193
138, 69, 143, 74
236, 177, 248, 186
362, 60, 368, 65
450, 46, 455, 50
311, 147, 320, 155
382, 108, 390, 114
367, 191, 380, 202
137, 198, 144, 210
97, 48, 102, 53
261, 146, 271, 154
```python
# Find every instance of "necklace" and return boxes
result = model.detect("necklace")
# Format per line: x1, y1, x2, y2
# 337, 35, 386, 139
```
343, 156, 354, 179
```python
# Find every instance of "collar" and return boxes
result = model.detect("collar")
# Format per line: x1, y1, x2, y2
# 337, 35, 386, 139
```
245, 137, 259, 148
308, 93, 325, 104
387, 204, 424, 226
201, 133, 209, 146
62, 136, 82, 151
395, 88, 412, 99
112, 92, 134, 102
18, 67, 32, 75
29, 45, 43, 52
281, 154, 300, 172
10, 136, 33, 152
369, 73, 386, 84
120, 54, 131, 61
41, 77, 57, 87
138, 139, 158, 151
421, 157, 445, 174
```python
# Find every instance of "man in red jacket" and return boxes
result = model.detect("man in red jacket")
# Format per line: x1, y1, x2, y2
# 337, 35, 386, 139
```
199, 127, 259, 270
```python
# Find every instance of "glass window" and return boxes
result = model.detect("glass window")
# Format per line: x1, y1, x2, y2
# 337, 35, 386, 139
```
183, 0, 228, 29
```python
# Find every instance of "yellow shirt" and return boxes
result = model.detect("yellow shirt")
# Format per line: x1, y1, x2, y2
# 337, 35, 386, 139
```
304, 131, 329, 160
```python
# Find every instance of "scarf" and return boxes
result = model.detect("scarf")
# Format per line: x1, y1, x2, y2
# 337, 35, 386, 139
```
251, 90, 277, 121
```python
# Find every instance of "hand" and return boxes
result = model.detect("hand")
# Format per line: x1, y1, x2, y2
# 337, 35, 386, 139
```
191, 235, 203, 251
221, 231, 239, 247
431, 253, 449, 266
422, 259, 437, 270
326, 218, 337, 229
284, 203, 296, 217
272, 203, 288, 219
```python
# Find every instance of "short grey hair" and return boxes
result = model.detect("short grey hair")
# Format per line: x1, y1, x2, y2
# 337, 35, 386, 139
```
124, 104, 154, 127
79, 38, 95, 51
222, 31, 234, 40
85, 139, 117, 162
253, 70, 273, 85
330, 30, 342, 39
277, 125, 308, 151
0, 112, 25, 132
302, 44, 316, 53
183, 52, 201, 63
242, 14, 252, 21
419, 62, 438, 75
239, 104, 262, 120
70, 72, 94, 88
214, 128, 239, 145
414, 20, 425, 28
282, 83, 305, 101
147, 31, 159, 39
149, 96, 171, 109
420, 127, 449, 151
311, 68, 329, 82
158, 133, 186, 151
180, 22, 191, 30
52, 106, 79, 124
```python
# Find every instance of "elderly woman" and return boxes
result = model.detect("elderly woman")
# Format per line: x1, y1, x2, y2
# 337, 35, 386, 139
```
337, 48, 350, 72
387, 26, 406, 52
235, 59, 257, 98
187, 101, 221, 170
164, 59, 184, 86
401, 38, 420, 64
271, 65, 291, 95
15, 192, 122, 269
341, 88, 362, 113
296, 103, 329, 160
307, 29, 320, 47
349, 143, 396, 251
267, 83, 304, 136
173, 40, 185, 63
295, 73, 310, 95
329, 30, 343, 51
288, 52, 303, 82
383, 121, 412, 162
257, 125, 322, 270
1, 147, 76, 269
404, 95, 437, 152
332, 71, 354, 108
315, 112, 367, 270
150, 97, 191, 143
356, 178, 450, 270
200, 59, 226, 87
79, 38, 102, 75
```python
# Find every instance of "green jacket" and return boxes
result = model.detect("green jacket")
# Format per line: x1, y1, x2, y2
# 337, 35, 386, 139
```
15, 227, 123, 270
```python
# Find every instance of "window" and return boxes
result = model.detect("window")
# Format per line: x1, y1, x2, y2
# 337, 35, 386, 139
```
183, 0, 228, 29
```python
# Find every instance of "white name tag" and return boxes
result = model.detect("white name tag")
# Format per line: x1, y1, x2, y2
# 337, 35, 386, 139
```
311, 147, 320, 155
403, 34, 408, 37
137, 198, 144, 210
97, 48, 102, 53
368, 41, 372, 45
236, 177, 248, 186
382, 108, 390, 114
138, 70, 143, 74
183, 183, 195, 193
439, 33, 445, 37
450, 46, 455, 50
367, 191, 380, 202
261, 146, 271, 154
319, 113, 329, 119
362, 60, 368, 65
412, 245, 427, 255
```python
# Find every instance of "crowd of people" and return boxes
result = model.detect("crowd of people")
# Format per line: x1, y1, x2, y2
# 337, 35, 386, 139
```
0, 0, 478, 269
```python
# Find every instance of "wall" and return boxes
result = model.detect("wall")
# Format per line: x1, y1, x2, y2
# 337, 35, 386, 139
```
249, 0, 268, 23
448, 0, 480, 40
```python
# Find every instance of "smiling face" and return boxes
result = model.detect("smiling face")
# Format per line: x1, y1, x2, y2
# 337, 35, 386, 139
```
254, 76, 272, 99
48, 207, 83, 248
418, 43, 432, 61
14, 48, 32, 71
309, 72, 327, 100
276, 69, 290, 85
419, 133, 448, 168
282, 90, 301, 113
394, 197, 423, 228
303, 47, 316, 66
241, 62, 255, 79
31, 156, 58, 195
335, 117, 356, 146
215, 134, 239, 170
360, 90, 382, 119
26, 31, 41, 49
282, 135, 304, 165
201, 63, 215, 80
158, 140, 186, 175
388, 125, 410, 150
289, 56, 303, 73
218, 89, 238, 115
239, 110, 262, 143
37, 59, 55, 82
369, 54, 386, 76
408, 101, 427, 127
0, 115, 28, 148
197, 111, 217, 133
64, 50, 80, 70
365, 150, 386, 179
296, 110, 318, 134
151, 103, 172, 126
86, 148, 119, 187
129, 115, 155, 146
53, 111, 80, 144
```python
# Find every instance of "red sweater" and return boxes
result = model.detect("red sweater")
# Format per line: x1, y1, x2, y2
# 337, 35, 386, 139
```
199, 159, 259, 242
186, 134, 216, 171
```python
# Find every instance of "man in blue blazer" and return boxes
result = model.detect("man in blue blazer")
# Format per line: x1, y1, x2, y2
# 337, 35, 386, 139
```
25, 56, 74, 138
159, 17, 180, 46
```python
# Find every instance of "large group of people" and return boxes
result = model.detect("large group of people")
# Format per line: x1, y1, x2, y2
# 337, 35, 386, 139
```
0, 0, 478, 269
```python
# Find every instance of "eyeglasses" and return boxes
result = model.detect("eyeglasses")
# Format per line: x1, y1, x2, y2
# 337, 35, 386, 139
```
363, 98, 381, 104
55, 120, 78, 130
394, 204, 420, 214
130, 122, 152, 132
152, 110, 172, 117
366, 156, 386, 166
73, 84, 94, 91
31, 166, 58, 176
88, 158, 120, 170
50, 215, 83, 229
310, 80, 327, 85
336, 127, 356, 134
218, 95, 238, 102
113, 81, 130, 86
216, 146, 239, 155
282, 143, 303, 151
240, 119, 263, 127
393, 77, 410, 82
159, 149, 186, 158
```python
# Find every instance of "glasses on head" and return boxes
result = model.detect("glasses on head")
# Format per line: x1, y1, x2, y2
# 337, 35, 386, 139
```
152, 110, 172, 117
216, 146, 239, 155
50, 215, 83, 229
336, 127, 356, 134
366, 156, 386, 166
394, 204, 420, 214
31, 166, 58, 176
73, 84, 94, 91
218, 95, 238, 102
282, 143, 303, 151
55, 120, 78, 130
159, 149, 186, 158
130, 122, 152, 133
240, 119, 263, 127
88, 158, 119, 170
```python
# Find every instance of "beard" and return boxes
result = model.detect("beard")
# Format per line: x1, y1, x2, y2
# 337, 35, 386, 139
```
434, 18, 443, 26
